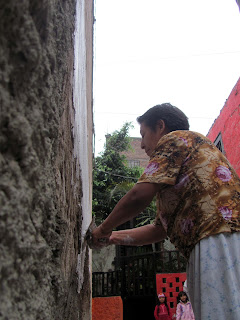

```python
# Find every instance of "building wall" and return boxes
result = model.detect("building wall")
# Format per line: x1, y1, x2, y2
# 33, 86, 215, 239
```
0, 1, 93, 319
123, 137, 149, 168
92, 246, 116, 272
156, 273, 187, 316
207, 78, 240, 177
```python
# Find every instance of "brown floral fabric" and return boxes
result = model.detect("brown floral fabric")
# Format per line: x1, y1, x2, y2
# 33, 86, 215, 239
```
137, 130, 240, 259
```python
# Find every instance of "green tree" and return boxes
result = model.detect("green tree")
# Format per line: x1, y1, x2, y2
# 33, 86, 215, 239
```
92, 122, 156, 226
109, 180, 157, 227
93, 122, 139, 223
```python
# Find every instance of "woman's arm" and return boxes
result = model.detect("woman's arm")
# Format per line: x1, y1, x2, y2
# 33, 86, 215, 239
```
92, 182, 159, 244
109, 224, 166, 246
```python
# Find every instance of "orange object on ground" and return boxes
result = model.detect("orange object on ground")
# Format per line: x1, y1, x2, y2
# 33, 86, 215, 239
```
92, 296, 123, 320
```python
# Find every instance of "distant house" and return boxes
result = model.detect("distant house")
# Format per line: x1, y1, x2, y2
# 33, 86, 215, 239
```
122, 137, 149, 169
207, 77, 240, 177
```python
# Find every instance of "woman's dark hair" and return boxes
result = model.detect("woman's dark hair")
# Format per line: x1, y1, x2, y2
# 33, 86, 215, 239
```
177, 291, 189, 304
137, 103, 189, 132
157, 296, 170, 315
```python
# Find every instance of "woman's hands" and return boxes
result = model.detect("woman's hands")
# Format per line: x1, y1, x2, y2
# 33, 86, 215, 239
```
91, 224, 112, 248
91, 223, 166, 248
110, 224, 167, 246
91, 183, 161, 248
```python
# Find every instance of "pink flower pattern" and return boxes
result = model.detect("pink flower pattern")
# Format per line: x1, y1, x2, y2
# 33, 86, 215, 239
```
215, 165, 232, 182
179, 137, 188, 146
218, 206, 233, 220
175, 174, 190, 190
144, 162, 159, 176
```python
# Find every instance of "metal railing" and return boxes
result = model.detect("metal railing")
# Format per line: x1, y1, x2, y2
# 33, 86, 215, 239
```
92, 270, 122, 297
92, 250, 186, 298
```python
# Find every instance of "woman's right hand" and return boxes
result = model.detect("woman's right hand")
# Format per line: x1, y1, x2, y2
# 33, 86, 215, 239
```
91, 224, 112, 248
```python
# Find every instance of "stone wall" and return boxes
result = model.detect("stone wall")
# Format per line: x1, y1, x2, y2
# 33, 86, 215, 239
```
0, 1, 93, 319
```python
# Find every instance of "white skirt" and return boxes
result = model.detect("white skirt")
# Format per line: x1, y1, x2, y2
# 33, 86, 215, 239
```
187, 232, 240, 320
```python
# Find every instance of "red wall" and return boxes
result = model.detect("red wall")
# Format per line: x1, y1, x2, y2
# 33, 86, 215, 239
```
207, 77, 240, 176
156, 273, 187, 316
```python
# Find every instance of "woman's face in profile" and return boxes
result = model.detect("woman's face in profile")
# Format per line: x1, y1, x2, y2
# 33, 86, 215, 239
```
140, 121, 166, 157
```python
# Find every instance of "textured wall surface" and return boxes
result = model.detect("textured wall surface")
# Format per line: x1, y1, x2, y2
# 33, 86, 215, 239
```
0, 0, 93, 319
207, 78, 240, 176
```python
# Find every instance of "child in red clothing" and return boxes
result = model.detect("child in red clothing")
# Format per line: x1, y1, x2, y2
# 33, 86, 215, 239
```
154, 293, 172, 320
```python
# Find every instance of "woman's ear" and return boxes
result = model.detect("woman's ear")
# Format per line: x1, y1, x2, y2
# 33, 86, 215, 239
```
157, 119, 168, 133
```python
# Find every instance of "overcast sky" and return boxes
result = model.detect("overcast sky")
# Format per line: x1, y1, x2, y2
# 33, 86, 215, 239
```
93, 0, 240, 155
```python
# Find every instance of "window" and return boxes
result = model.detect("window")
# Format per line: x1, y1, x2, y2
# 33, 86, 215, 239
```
128, 160, 140, 168
214, 132, 224, 153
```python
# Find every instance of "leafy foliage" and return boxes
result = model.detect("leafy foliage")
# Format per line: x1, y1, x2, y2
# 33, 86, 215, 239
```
92, 122, 155, 226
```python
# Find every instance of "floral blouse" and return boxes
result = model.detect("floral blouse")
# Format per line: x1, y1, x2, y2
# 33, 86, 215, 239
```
137, 130, 240, 259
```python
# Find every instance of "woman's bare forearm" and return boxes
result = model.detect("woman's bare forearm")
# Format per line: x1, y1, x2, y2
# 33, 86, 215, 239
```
101, 183, 159, 234
109, 224, 167, 246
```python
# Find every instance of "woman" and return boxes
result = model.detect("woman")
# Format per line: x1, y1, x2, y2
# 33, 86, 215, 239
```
92, 103, 240, 320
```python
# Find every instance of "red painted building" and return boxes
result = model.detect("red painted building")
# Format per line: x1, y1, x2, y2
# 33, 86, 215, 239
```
207, 77, 240, 177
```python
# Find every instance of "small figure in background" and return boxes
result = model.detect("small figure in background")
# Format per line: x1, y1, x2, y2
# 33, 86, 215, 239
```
154, 293, 172, 320
176, 291, 195, 320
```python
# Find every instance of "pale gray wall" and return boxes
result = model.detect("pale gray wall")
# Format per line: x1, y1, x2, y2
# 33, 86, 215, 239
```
92, 246, 116, 273
0, 1, 93, 319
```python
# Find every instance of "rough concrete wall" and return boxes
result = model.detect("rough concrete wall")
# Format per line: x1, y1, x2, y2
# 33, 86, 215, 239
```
0, 0, 93, 319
